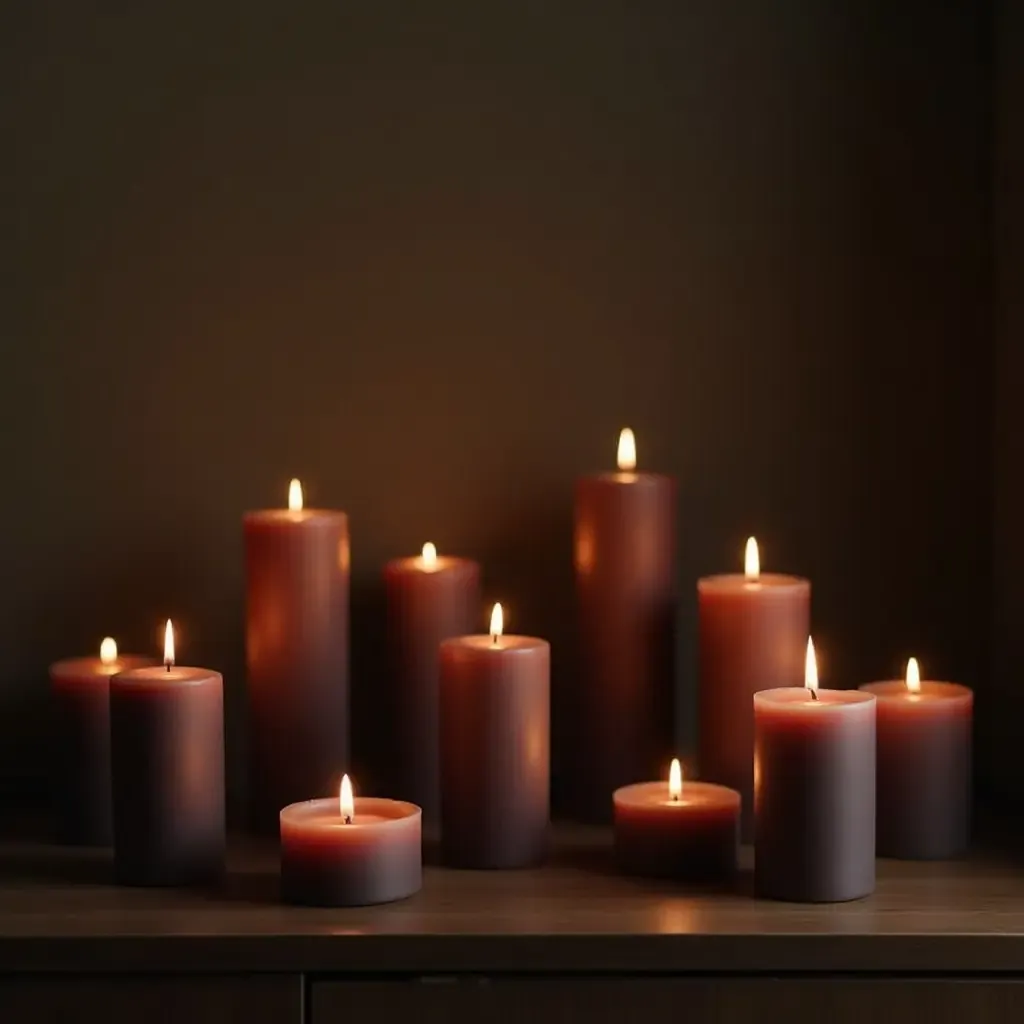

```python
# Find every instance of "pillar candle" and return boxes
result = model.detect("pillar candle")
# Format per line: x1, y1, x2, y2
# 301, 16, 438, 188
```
699, 538, 810, 838
50, 640, 157, 845
439, 604, 549, 868
572, 428, 676, 822
860, 658, 972, 860
244, 478, 350, 833
614, 758, 739, 882
280, 775, 421, 906
755, 639, 876, 902
383, 543, 481, 824
110, 622, 225, 886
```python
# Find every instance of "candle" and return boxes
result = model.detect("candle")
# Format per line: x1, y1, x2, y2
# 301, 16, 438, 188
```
110, 621, 225, 886
572, 427, 676, 821
754, 639, 876, 902
439, 603, 550, 867
860, 658, 972, 859
280, 774, 421, 906
50, 639, 157, 845
244, 478, 350, 833
383, 542, 481, 824
613, 758, 740, 882
698, 537, 810, 837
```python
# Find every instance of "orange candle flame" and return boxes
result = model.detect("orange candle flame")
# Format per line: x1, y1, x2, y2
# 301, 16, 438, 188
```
906, 657, 921, 694
163, 620, 175, 670
490, 603, 504, 645
339, 774, 354, 824
617, 427, 636, 472
805, 637, 818, 699
288, 478, 303, 511
669, 758, 682, 802
744, 536, 760, 580
99, 637, 118, 665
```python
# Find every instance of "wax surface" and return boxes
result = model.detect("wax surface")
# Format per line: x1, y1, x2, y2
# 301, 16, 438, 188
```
572, 471, 676, 822
860, 679, 972, 859
698, 573, 809, 838
440, 634, 550, 868
754, 688, 876, 902
383, 554, 480, 824
245, 508, 350, 833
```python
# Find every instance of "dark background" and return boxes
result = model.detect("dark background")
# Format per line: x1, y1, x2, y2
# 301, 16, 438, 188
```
0, 2, 1002, 818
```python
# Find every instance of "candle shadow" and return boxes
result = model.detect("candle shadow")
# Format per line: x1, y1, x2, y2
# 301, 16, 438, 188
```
214, 868, 282, 906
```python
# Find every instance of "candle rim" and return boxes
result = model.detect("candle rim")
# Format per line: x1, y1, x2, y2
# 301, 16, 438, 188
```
613, 778, 741, 808
582, 470, 675, 487
441, 634, 549, 653
280, 795, 421, 828
859, 678, 973, 701
111, 665, 221, 688
243, 508, 348, 526
754, 686, 875, 708
49, 654, 159, 679
698, 571, 809, 592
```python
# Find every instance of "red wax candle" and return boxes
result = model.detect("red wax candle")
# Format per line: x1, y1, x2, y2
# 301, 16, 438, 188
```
699, 538, 810, 838
245, 478, 350, 833
110, 622, 225, 886
50, 640, 157, 846
614, 759, 740, 882
280, 775, 421, 906
755, 640, 876, 903
440, 604, 550, 868
860, 658, 972, 860
572, 428, 676, 822
383, 543, 481, 824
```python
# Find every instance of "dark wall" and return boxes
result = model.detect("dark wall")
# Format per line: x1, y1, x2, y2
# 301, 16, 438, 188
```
0, 3, 991, 813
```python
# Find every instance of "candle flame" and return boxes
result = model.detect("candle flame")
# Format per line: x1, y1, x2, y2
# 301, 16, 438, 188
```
669, 758, 682, 802
906, 657, 921, 694
490, 602, 504, 643
744, 536, 760, 580
339, 773, 354, 823
163, 619, 175, 669
99, 637, 118, 665
288, 478, 303, 511
805, 636, 818, 694
617, 427, 636, 472
421, 541, 437, 568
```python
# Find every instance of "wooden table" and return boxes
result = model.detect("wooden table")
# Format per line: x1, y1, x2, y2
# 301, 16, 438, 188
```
2, 825, 1024, 1023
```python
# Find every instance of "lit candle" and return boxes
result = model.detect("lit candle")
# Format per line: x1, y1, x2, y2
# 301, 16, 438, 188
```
439, 603, 550, 867
613, 758, 740, 881
754, 638, 876, 902
698, 536, 810, 838
860, 658, 972, 859
244, 478, 350, 833
279, 773, 421, 906
383, 541, 481, 824
110, 621, 225, 886
572, 427, 676, 821
49, 638, 157, 845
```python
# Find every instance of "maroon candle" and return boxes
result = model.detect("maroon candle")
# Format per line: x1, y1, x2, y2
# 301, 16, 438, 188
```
245, 478, 349, 833
440, 604, 550, 868
110, 622, 225, 886
755, 639, 876, 903
860, 658, 972, 860
614, 759, 739, 882
384, 543, 481, 824
280, 775, 421, 906
699, 538, 810, 838
572, 428, 676, 822
50, 640, 157, 846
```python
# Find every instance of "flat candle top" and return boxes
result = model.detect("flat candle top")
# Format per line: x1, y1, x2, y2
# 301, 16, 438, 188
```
385, 555, 477, 577
614, 780, 740, 812
112, 665, 219, 689
698, 573, 809, 594
860, 679, 973, 704
450, 635, 548, 653
244, 508, 348, 527
280, 797, 420, 832
754, 686, 875, 717
586, 471, 673, 487
50, 655, 156, 681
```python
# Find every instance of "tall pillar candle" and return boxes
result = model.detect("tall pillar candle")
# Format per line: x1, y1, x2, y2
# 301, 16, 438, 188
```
245, 479, 350, 833
755, 639, 876, 902
860, 658, 972, 859
384, 543, 480, 824
572, 427, 676, 822
110, 622, 225, 886
50, 639, 157, 845
440, 604, 549, 868
699, 538, 810, 838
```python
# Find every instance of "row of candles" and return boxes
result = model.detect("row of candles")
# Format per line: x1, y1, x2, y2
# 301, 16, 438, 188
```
48, 429, 972, 905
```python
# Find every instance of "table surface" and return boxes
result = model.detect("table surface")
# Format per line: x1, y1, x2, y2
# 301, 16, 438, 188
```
2, 825, 1024, 974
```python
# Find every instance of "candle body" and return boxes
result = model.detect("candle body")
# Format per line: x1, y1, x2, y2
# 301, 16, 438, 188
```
573, 472, 676, 822
440, 635, 550, 868
49, 655, 157, 845
613, 780, 740, 882
280, 797, 422, 906
245, 509, 350, 833
754, 688, 876, 902
698, 574, 810, 838
383, 555, 481, 823
859, 680, 972, 859
110, 666, 225, 886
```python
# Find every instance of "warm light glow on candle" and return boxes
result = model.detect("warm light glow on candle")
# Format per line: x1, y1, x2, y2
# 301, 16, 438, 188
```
339, 773, 354, 824
805, 636, 818, 698
617, 427, 637, 471
490, 602, 504, 644
99, 637, 118, 665
421, 541, 437, 568
288, 478, 303, 511
906, 656, 921, 694
669, 758, 682, 802
163, 620, 175, 670
744, 536, 760, 580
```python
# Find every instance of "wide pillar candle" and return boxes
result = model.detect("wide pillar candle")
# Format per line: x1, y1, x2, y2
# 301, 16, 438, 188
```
439, 606, 549, 868
383, 544, 481, 824
245, 479, 350, 833
860, 659, 972, 859
699, 539, 810, 838
50, 641, 157, 845
572, 428, 676, 822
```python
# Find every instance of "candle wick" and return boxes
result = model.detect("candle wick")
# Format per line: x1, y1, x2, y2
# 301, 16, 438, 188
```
808, 687, 818, 701
344, 814, 352, 825
165, 662, 171, 673
671, 793, 680, 803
